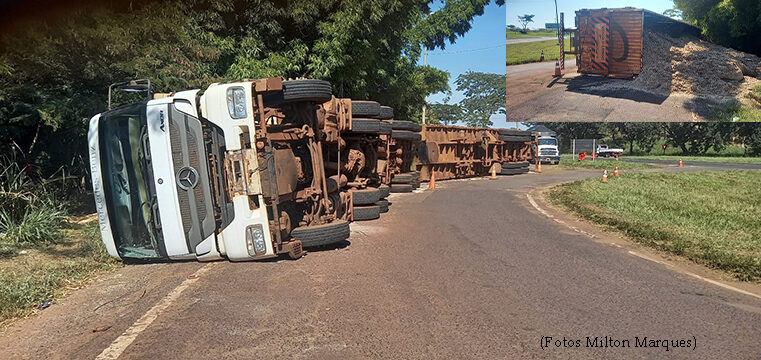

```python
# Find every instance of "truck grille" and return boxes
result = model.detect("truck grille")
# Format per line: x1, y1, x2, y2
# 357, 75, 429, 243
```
168, 105, 215, 254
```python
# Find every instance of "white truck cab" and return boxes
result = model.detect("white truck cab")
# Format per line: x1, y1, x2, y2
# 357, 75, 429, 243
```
537, 136, 560, 164
88, 78, 345, 262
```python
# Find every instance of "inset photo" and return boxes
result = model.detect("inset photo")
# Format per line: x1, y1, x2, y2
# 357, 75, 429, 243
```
507, 2, 761, 122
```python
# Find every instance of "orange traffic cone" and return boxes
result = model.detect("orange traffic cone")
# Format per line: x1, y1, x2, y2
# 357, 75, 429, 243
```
602, 170, 608, 182
536, 161, 543, 173
490, 165, 497, 179
614, 166, 619, 177
615, 156, 619, 162
678, 159, 684, 167
428, 169, 436, 190
554, 61, 561, 77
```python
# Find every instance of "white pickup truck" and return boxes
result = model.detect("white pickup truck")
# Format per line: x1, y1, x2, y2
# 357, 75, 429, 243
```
596, 144, 624, 158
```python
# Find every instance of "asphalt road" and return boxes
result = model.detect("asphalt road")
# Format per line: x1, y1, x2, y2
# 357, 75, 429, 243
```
2, 169, 761, 359
506, 62, 730, 122
507, 37, 558, 45
622, 158, 761, 170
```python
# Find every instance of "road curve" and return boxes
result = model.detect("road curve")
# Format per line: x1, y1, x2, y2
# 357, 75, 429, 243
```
621, 158, 761, 170
1, 170, 760, 359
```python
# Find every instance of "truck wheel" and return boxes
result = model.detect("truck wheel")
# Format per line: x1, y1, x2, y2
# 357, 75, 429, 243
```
349, 118, 382, 134
290, 220, 350, 247
282, 79, 333, 103
379, 121, 392, 134
377, 199, 389, 213
385, 120, 422, 132
390, 183, 413, 193
378, 106, 394, 120
501, 161, 530, 169
352, 101, 381, 117
391, 130, 422, 141
378, 184, 391, 198
351, 187, 382, 205
391, 173, 414, 184
411, 180, 420, 189
499, 135, 532, 142
353, 205, 380, 221
498, 129, 529, 136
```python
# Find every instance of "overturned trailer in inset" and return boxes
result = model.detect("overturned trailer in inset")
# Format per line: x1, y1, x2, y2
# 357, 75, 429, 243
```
565, 7, 700, 79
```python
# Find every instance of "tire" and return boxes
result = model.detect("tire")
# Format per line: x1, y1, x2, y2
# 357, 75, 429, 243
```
499, 135, 532, 142
498, 129, 530, 136
282, 79, 333, 103
353, 205, 380, 221
290, 220, 350, 247
411, 180, 419, 189
391, 130, 422, 141
379, 121, 392, 135
378, 106, 394, 120
501, 161, 529, 169
391, 173, 414, 184
500, 167, 528, 176
377, 199, 389, 213
349, 118, 381, 134
390, 183, 413, 193
378, 184, 391, 198
351, 187, 382, 205
352, 100, 381, 117
385, 120, 422, 132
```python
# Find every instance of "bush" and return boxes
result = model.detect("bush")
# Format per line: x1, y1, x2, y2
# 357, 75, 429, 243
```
0, 157, 69, 246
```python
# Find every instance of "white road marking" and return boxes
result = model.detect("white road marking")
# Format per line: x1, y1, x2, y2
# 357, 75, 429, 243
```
95, 264, 214, 360
527, 192, 761, 301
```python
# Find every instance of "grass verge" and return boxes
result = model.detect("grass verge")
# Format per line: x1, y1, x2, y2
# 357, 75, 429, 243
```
0, 220, 120, 328
627, 155, 761, 164
507, 38, 575, 65
547, 171, 761, 281
711, 86, 761, 122
557, 154, 654, 170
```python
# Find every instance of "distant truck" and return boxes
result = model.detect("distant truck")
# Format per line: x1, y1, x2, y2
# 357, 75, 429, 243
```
537, 136, 560, 164
596, 144, 624, 158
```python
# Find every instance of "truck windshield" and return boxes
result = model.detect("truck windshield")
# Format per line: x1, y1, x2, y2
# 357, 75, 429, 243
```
538, 138, 557, 146
98, 103, 165, 259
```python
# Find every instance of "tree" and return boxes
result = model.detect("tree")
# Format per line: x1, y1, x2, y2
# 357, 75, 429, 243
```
427, 103, 463, 125
455, 72, 505, 127
517, 14, 535, 33
0, 0, 503, 176
673, 0, 761, 56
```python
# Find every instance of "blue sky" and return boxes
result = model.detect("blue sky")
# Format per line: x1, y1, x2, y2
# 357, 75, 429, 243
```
424, 1, 507, 127
507, 0, 677, 29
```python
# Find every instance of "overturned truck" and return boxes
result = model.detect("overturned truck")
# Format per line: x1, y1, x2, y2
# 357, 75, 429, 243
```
416, 126, 534, 181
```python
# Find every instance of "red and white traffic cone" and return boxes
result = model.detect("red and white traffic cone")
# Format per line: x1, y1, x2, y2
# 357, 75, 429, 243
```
614, 166, 619, 177
678, 159, 684, 167
554, 60, 561, 77
602, 170, 608, 182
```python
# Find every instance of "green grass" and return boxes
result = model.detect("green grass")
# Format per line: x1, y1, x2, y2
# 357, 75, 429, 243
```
711, 86, 761, 122
0, 221, 120, 328
548, 171, 761, 281
557, 154, 653, 170
628, 155, 761, 164
507, 38, 575, 65
506, 30, 558, 39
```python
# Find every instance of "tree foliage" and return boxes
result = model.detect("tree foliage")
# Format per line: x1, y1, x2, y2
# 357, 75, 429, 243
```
427, 103, 463, 125
517, 14, 535, 33
455, 71, 505, 127
0, 0, 501, 175
529, 122, 761, 155
674, 0, 761, 56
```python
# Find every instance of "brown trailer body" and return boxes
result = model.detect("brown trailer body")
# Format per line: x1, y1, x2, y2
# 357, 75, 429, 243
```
576, 7, 643, 79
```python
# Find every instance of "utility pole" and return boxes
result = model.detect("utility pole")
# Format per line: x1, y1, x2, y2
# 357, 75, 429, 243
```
554, 0, 560, 45
422, 45, 427, 124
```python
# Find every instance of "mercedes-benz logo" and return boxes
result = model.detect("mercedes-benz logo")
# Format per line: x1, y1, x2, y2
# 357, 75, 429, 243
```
176, 166, 199, 190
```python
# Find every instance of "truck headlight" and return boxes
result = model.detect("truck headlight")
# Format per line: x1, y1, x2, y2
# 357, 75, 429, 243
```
226, 87, 247, 119
245, 225, 267, 255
